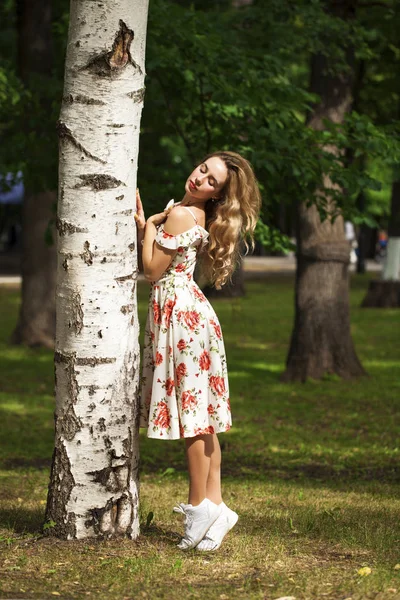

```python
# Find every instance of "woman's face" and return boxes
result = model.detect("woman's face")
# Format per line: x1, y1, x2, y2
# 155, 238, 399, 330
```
185, 156, 228, 201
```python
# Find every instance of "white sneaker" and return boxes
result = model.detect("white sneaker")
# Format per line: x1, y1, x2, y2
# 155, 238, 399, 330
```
173, 498, 222, 550
196, 502, 238, 551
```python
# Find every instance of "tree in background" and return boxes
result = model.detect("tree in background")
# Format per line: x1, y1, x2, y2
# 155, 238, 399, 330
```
45, 0, 149, 540
282, 1, 366, 381
1, 0, 399, 374
10, 0, 57, 348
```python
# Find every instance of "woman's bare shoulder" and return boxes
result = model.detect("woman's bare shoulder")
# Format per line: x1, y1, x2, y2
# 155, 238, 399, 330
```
163, 205, 196, 235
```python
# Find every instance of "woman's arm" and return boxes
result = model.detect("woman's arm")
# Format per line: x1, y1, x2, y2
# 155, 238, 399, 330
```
142, 207, 195, 282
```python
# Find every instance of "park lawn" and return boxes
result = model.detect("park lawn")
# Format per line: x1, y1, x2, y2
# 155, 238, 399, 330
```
0, 274, 399, 600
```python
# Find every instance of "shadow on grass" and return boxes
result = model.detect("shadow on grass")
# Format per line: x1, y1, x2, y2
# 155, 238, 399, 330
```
0, 505, 45, 534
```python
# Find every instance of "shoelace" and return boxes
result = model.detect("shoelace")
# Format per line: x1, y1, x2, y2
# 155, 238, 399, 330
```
173, 503, 193, 527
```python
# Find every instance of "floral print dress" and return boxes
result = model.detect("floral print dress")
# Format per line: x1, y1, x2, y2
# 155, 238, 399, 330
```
139, 202, 232, 440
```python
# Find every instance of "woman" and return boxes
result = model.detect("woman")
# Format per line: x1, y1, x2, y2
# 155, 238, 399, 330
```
135, 151, 261, 551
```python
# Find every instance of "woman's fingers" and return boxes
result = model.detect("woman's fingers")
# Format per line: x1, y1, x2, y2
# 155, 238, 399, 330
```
136, 189, 143, 211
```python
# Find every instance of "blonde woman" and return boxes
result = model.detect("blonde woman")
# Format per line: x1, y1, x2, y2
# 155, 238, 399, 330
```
135, 151, 261, 551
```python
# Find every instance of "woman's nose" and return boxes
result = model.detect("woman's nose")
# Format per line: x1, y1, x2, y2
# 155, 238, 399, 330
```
195, 177, 201, 186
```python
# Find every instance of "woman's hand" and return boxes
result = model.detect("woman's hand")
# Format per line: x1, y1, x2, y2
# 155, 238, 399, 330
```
147, 206, 173, 226
134, 189, 146, 232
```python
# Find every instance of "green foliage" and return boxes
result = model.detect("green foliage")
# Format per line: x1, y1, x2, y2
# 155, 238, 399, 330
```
139, 0, 400, 247
0, 0, 399, 243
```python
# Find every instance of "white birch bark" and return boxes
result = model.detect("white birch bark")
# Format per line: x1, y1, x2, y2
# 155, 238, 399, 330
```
45, 0, 149, 540
383, 238, 400, 281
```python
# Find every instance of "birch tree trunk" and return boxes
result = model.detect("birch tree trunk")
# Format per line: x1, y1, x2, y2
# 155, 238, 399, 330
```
45, 0, 149, 540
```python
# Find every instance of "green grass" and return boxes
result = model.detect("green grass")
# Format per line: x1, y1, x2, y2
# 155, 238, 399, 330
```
0, 275, 399, 600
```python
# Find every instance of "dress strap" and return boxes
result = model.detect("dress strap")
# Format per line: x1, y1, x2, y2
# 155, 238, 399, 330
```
181, 205, 198, 224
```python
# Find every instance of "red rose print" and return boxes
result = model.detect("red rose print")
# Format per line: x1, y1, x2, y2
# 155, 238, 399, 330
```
165, 378, 175, 396
227, 397, 231, 411
181, 390, 198, 410
209, 375, 226, 397
168, 345, 173, 356
207, 403, 215, 415
155, 352, 163, 366
177, 246, 184, 254
162, 230, 175, 239
194, 425, 215, 435
210, 318, 222, 339
199, 350, 211, 371
150, 331, 155, 341
175, 263, 185, 272
177, 339, 187, 352
176, 362, 187, 385
192, 286, 206, 302
183, 310, 200, 331
154, 401, 171, 429
152, 300, 161, 325
163, 296, 176, 327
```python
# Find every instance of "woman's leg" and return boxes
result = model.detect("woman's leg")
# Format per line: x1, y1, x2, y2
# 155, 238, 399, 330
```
205, 434, 222, 505
185, 433, 222, 505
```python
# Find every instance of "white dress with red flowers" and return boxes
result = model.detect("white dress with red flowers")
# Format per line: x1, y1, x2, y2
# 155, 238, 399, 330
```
139, 203, 232, 440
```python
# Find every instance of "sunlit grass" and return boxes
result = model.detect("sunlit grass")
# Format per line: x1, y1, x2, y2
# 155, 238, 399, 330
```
0, 274, 399, 599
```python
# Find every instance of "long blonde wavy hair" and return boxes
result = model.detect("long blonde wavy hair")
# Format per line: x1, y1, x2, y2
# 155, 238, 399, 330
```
198, 151, 262, 289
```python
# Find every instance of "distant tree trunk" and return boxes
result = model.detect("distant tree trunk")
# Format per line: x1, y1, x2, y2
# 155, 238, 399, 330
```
11, 0, 57, 348
45, 0, 149, 540
282, 1, 366, 382
11, 191, 57, 347
362, 178, 400, 307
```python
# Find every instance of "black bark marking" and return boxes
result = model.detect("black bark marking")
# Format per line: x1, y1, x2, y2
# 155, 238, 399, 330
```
83, 20, 141, 78
114, 414, 127, 425
44, 441, 76, 538
85, 497, 117, 535
87, 465, 126, 493
113, 209, 133, 216
54, 351, 80, 403
56, 121, 106, 164
75, 356, 116, 366
62, 252, 73, 271
74, 174, 125, 191
69, 291, 84, 334
128, 242, 135, 252
104, 435, 112, 449
120, 304, 134, 314
98, 417, 106, 432
80, 241, 93, 265
63, 93, 106, 106
88, 402, 96, 411
98, 330, 103, 338
56, 218, 88, 236
127, 88, 145, 103
115, 194, 124, 201
115, 272, 134, 282
101, 257, 107, 263
110, 123, 125, 128
59, 403, 83, 441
